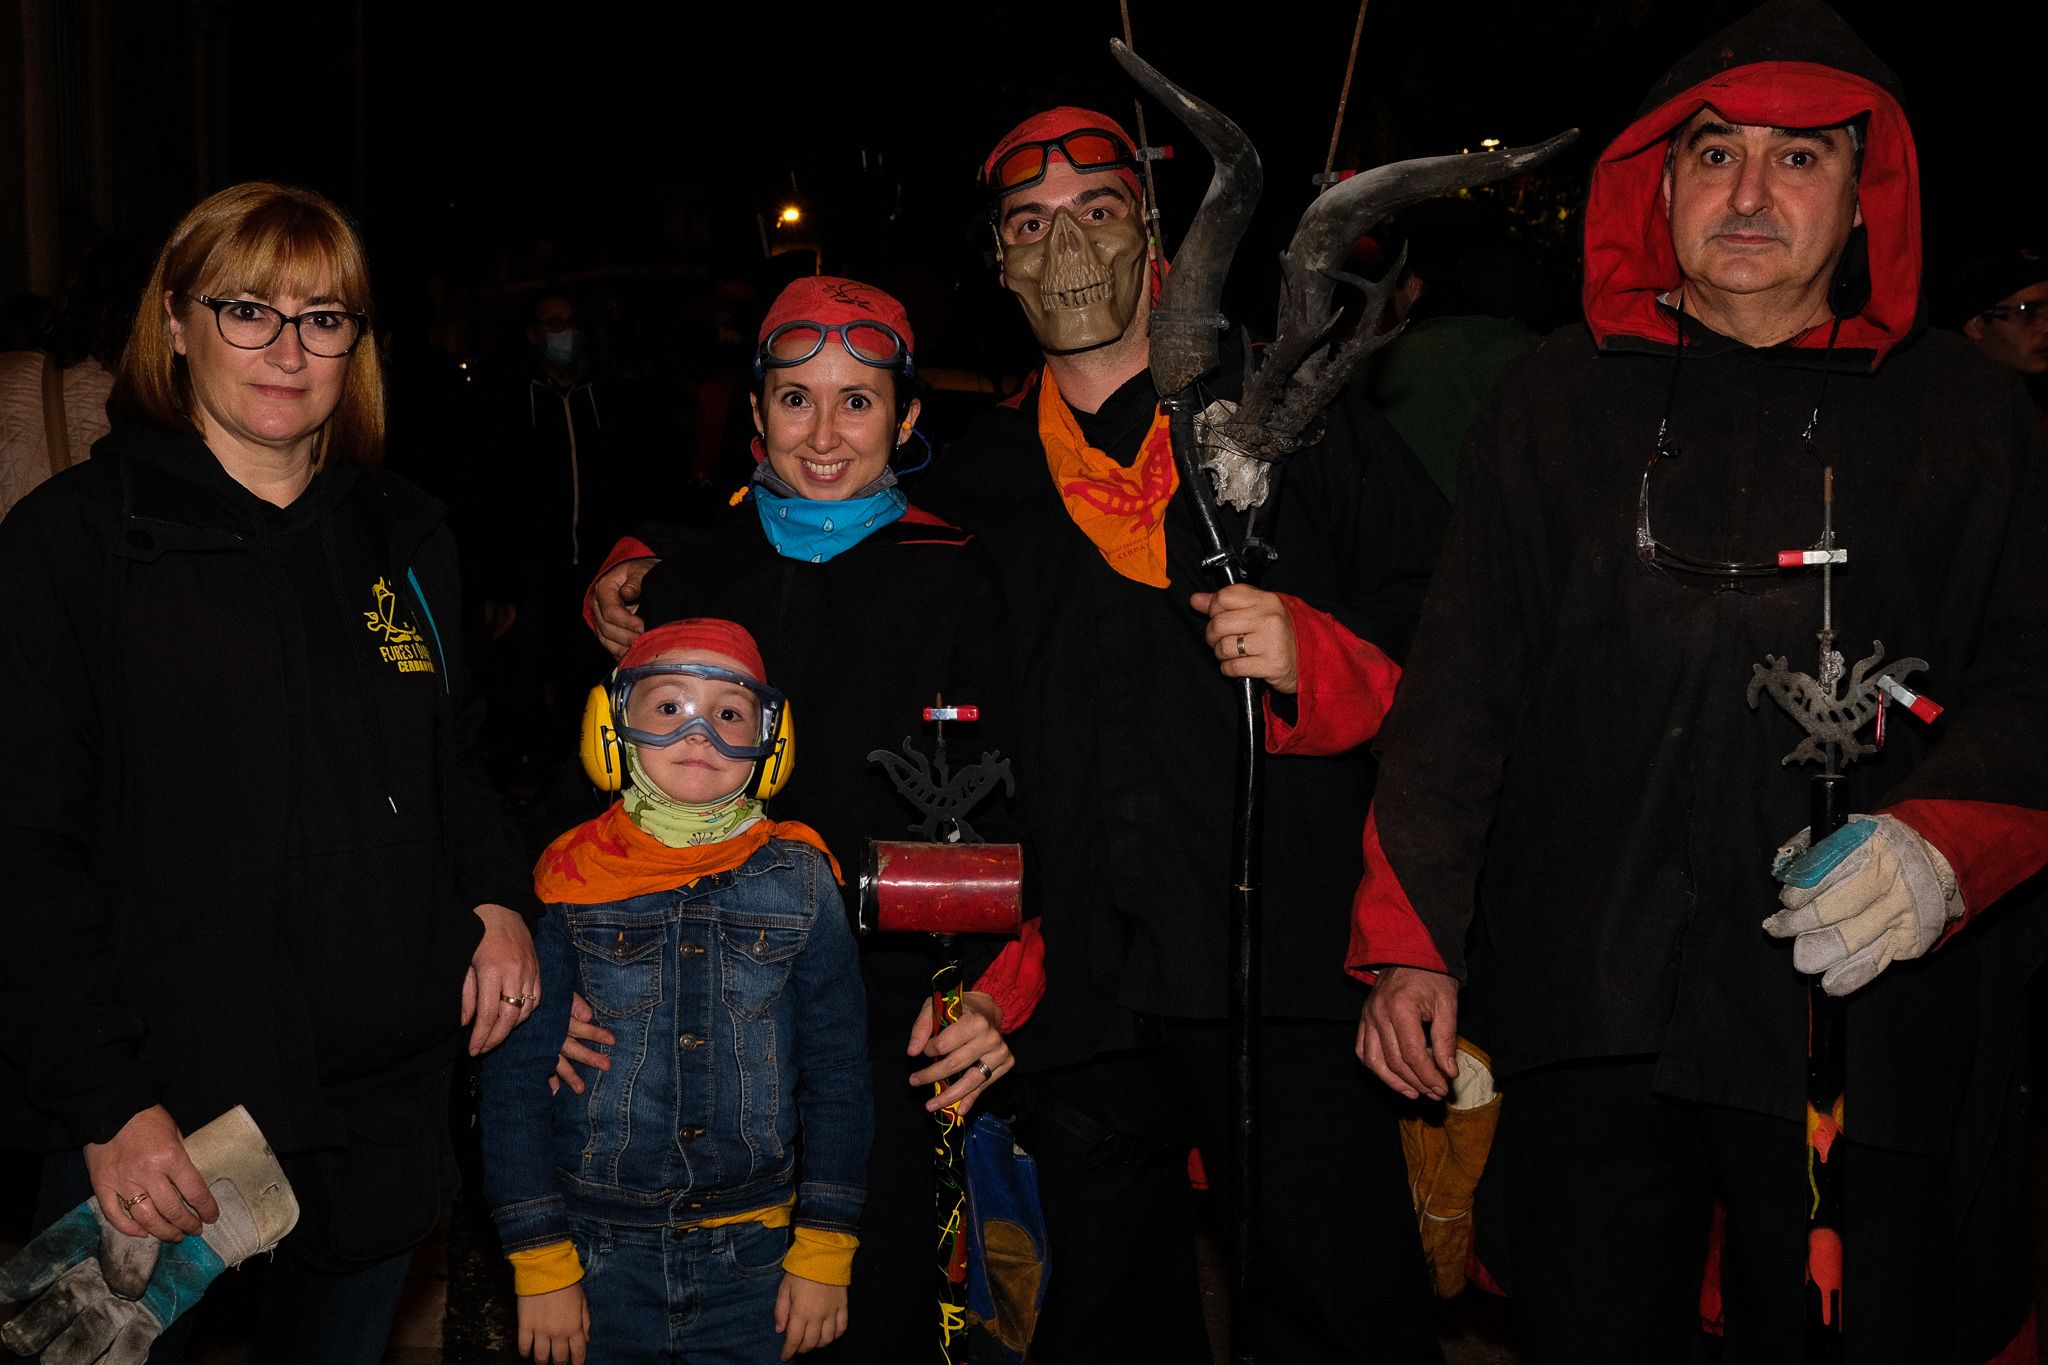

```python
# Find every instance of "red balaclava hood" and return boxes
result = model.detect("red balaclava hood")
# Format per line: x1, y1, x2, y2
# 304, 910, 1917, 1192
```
1582, 0, 1920, 367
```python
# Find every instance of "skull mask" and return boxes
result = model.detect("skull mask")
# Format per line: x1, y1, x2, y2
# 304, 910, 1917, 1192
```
1000, 203, 1148, 355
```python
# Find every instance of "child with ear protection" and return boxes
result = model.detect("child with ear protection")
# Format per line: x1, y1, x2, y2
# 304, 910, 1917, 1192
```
479, 618, 871, 1364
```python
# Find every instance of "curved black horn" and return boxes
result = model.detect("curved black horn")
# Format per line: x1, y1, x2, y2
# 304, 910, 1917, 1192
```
1110, 38, 1264, 395
1269, 130, 1579, 375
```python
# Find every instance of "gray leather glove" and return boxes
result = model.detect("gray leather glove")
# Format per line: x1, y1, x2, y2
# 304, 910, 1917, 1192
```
0, 1106, 299, 1363
1764, 814, 1961, 996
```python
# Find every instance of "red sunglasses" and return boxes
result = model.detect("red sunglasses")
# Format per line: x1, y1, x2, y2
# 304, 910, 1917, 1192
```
985, 129, 1139, 193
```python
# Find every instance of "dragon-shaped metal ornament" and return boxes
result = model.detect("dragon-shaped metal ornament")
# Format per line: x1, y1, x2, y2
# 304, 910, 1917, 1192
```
1747, 641, 1928, 768
867, 701, 1015, 844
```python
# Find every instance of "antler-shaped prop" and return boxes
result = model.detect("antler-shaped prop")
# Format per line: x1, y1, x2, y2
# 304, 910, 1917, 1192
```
1224, 131, 1577, 457
1115, 32, 1576, 459
1110, 38, 1264, 396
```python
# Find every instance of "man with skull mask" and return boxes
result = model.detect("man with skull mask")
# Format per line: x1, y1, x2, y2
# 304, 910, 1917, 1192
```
911, 106, 1452, 1363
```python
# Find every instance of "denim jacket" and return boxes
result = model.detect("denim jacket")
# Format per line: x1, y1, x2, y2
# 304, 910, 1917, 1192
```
481, 837, 871, 1251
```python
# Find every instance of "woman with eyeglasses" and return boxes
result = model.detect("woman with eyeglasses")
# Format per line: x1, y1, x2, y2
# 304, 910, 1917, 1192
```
0, 181, 538, 1362
575, 276, 1040, 1362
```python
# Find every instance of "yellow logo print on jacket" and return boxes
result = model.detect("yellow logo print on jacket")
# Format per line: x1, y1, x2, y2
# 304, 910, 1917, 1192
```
364, 577, 436, 675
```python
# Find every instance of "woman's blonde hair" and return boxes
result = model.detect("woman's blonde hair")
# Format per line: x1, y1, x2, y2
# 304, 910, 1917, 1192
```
111, 181, 383, 470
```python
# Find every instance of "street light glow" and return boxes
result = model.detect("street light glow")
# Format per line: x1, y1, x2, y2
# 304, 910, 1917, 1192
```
779, 205, 802, 225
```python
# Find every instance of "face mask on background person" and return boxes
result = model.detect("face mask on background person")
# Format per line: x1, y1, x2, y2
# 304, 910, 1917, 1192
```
542, 325, 583, 367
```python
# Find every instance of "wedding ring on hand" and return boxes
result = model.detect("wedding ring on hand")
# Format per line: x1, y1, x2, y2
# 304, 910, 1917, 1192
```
973, 1060, 995, 1081
500, 994, 531, 1007
1235, 635, 1248, 657
118, 1192, 150, 1215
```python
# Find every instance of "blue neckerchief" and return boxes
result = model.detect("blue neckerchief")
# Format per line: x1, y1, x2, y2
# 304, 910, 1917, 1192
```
752, 485, 907, 563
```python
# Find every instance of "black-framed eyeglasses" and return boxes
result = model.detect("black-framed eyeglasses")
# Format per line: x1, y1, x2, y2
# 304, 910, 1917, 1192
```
184, 294, 368, 357
1980, 299, 2048, 326
752, 320, 916, 382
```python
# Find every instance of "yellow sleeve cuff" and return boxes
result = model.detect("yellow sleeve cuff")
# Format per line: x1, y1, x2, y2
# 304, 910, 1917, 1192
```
507, 1239, 585, 1296
782, 1227, 859, 1286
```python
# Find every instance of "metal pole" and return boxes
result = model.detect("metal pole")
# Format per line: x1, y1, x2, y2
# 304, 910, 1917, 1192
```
1117, 1, 1168, 256
1806, 462, 1845, 1359
1163, 396, 1264, 1365
1322, 0, 1370, 184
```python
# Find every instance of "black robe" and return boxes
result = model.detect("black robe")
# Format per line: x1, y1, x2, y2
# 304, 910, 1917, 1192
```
921, 366, 1447, 1067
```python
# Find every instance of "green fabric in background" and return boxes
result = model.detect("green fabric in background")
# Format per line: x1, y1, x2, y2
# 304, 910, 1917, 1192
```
1362, 314, 1537, 499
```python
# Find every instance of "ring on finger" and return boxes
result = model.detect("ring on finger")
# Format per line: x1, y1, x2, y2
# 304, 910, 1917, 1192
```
973, 1059, 995, 1081
500, 993, 531, 1007
1235, 634, 1248, 657
118, 1191, 150, 1215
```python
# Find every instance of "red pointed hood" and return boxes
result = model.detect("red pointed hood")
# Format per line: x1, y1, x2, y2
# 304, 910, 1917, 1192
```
1582, 61, 1921, 368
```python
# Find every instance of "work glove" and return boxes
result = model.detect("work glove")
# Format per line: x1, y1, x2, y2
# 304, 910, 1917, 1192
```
0, 1106, 298, 1364
1396, 1038, 1500, 1298
1764, 814, 1961, 997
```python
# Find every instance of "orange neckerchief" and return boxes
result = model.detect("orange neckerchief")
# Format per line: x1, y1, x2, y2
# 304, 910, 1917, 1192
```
534, 803, 840, 905
1037, 366, 1178, 589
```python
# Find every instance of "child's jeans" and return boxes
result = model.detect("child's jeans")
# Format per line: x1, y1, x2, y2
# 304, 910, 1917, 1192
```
570, 1216, 790, 1363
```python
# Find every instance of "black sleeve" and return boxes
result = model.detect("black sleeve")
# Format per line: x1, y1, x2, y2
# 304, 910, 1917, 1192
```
0, 485, 165, 1143
1368, 363, 1545, 979
415, 524, 542, 922
1274, 391, 1449, 666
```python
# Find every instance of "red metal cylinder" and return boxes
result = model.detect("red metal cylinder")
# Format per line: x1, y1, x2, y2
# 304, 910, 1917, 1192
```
859, 840, 1024, 936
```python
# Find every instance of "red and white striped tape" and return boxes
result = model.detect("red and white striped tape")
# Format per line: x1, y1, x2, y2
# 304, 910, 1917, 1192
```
1776, 549, 1849, 567
1876, 674, 1942, 723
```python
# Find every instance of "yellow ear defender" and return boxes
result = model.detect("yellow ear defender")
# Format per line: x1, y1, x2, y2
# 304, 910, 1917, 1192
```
579, 678, 796, 801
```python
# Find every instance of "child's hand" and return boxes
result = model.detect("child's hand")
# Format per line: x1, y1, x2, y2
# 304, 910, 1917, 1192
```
517, 1283, 590, 1365
551, 992, 616, 1096
774, 1272, 848, 1359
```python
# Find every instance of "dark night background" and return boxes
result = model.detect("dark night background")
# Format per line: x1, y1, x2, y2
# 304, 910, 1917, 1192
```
6, 0, 2045, 382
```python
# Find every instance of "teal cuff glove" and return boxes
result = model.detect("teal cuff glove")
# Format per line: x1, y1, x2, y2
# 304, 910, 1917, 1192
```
0, 1106, 298, 1364
1765, 814, 1961, 996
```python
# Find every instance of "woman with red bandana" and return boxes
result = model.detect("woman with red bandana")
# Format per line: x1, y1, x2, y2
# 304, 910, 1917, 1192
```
580, 277, 1044, 1362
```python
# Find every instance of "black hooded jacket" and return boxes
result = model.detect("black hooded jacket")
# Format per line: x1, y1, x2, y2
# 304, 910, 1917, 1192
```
0, 421, 534, 1238
1353, 0, 2048, 1155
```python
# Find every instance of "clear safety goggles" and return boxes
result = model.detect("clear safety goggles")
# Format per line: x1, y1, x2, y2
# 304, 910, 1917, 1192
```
755, 320, 916, 381
613, 664, 786, 761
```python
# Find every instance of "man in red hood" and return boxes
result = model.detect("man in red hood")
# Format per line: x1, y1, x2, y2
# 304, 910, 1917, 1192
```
1351, 2, 2048, 1362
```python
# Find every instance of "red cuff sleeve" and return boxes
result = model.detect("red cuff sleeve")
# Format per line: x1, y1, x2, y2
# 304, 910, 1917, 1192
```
1347, 805, 1450, 985
1264, 595, 1401, 758
1886, 798, 2048, 944
968, 917, 1045, 1032
581, 535, 660, 633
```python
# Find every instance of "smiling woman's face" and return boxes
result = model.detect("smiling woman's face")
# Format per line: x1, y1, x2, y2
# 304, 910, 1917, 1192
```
751, 343, 916, 500
166, 275, 353, 467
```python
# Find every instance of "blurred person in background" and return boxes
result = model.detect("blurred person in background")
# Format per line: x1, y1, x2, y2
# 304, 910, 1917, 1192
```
0, 237, 149, 518
1947, 244, 2048, 430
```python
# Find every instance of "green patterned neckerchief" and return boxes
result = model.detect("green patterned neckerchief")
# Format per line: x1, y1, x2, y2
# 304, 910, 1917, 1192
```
622, 744, 763, 848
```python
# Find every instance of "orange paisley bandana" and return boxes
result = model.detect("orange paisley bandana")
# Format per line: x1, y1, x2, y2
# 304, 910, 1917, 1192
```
534, 803, 839, 905
1037, 367, 1178, 589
